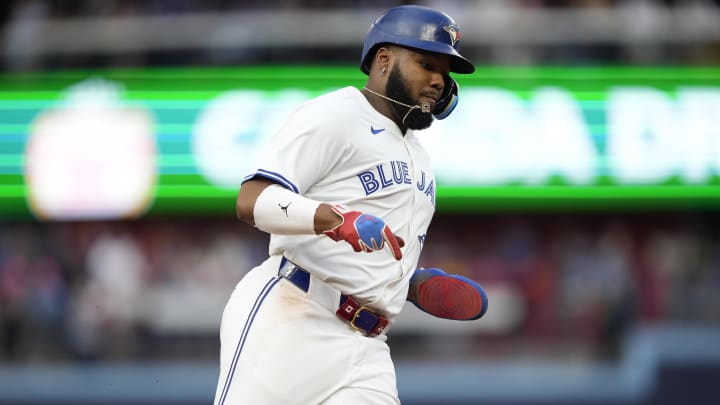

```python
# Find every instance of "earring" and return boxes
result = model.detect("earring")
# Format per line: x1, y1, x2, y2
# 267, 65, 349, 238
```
381, 66, 387, 75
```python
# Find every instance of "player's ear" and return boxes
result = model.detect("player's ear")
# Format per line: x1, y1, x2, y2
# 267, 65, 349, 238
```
373, 46, 393, 75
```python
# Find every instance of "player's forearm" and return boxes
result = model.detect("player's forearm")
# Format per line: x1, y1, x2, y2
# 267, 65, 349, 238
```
237, 179, 341, 235
236, 178, 273, 225
239, 180, 402, 260
314, 203, 343, 234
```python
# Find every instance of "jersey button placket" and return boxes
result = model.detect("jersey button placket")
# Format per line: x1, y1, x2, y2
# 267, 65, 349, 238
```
400, 135, 416, 278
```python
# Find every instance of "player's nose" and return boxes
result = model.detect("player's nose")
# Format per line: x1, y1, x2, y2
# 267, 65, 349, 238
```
429, 72, 444, 93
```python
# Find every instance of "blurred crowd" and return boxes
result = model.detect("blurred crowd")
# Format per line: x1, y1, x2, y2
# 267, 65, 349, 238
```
1, 212, 719, 363
0, 219, 268, 362
2, 0, 719, 18
2, 0, 720, 71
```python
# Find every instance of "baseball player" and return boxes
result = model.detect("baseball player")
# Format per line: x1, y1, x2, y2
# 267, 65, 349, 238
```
214, 5, 488, 404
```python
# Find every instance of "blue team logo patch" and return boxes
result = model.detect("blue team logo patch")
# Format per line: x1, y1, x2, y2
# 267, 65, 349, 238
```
443, 25, 460, 46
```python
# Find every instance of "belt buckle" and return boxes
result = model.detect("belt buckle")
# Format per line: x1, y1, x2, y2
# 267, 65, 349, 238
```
350, 306, 375, 335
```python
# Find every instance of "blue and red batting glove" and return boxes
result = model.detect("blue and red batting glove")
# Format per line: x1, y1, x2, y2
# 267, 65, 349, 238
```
409, 268, 488, 320
323, 206, 405, 260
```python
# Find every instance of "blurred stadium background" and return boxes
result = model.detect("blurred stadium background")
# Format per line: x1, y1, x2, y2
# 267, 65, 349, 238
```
1, 0, 720, 404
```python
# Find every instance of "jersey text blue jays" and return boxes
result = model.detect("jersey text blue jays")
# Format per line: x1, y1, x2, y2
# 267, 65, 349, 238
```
357, 160, 435, 205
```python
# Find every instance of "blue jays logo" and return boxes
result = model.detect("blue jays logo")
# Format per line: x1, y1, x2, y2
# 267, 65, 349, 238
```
443, 24, 460, 46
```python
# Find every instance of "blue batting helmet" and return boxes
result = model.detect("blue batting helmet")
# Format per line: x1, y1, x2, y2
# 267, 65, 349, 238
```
360, 5, 475, 75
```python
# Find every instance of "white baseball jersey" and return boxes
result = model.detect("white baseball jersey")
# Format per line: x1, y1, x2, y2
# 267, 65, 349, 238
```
215, 86, 438, 405
245, 86, 437, 317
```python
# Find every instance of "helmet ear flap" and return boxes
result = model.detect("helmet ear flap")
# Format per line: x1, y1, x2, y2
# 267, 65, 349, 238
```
433, 77, 459, 120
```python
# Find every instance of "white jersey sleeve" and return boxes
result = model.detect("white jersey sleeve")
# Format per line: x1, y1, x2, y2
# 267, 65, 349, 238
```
243, 94, 348, 194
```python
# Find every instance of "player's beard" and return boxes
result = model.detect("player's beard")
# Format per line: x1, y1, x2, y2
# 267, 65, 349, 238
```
385, 66, 434, 131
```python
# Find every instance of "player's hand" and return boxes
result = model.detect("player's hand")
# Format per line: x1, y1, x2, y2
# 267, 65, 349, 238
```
323, 205, 405, 260
408, 268, 488, 320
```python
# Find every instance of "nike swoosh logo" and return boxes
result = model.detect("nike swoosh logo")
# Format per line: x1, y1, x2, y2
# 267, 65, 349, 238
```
370, 126, 385, 135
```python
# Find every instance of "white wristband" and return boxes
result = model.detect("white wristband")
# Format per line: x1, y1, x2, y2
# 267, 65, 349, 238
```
253, 184, 321, 235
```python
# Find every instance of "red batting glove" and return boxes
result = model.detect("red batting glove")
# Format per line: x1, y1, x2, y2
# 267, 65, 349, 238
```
323, 206, 405, 260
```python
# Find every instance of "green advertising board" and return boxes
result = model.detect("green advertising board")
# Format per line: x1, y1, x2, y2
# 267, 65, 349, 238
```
1, 66, 719, 219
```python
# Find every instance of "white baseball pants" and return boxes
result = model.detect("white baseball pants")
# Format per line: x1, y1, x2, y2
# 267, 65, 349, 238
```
213, 255, 400, 405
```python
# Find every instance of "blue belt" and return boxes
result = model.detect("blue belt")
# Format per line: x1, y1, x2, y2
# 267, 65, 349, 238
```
278, 257, 311, 292
277, 257, 390, 337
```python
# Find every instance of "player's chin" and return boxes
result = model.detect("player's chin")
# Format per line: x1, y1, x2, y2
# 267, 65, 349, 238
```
406, 112, 434, 130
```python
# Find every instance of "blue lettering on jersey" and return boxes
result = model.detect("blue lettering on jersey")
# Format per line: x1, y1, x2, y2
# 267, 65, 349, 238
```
358, 161, 434, 205
390, 161, 404, 184
377, 164, 393, 188
401, 162, 412, 184
423, 179, 435, 205
416, 171, 436, 206
358, 171, 379, 194
416, 171, 426, 191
